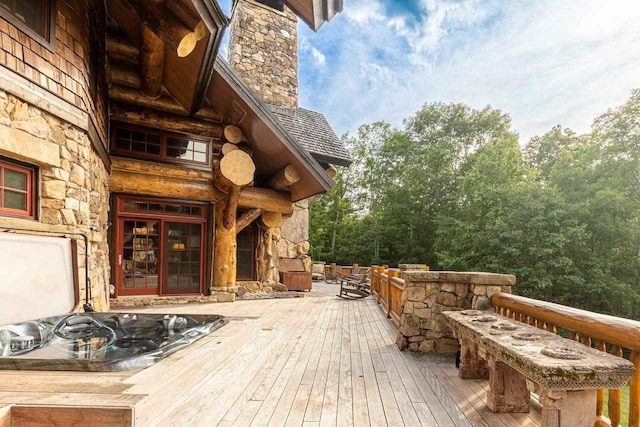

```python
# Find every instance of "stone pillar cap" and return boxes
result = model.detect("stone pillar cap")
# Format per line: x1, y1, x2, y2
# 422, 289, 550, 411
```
400, 271, 516, 286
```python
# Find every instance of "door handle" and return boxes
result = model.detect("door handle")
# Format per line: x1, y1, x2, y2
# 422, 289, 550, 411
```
118, 254, 122, 266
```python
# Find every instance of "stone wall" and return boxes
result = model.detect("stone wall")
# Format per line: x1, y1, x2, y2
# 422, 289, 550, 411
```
228, 0, 298, 109
278, 198, 311, 272
0, 90, 110, 311
396, 271, 515, 354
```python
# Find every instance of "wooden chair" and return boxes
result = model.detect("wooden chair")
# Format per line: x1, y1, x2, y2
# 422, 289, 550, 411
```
326, 264, 341, 283
311, 262, 326, 281
337, 273, 371, 299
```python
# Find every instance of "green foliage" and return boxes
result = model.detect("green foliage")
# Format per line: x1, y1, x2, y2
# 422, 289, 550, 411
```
309, 90, 640, 319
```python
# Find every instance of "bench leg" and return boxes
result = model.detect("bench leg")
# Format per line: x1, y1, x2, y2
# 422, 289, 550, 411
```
459, 338, 489, 379
486, 358, 530, 413
539, 389, 596, 427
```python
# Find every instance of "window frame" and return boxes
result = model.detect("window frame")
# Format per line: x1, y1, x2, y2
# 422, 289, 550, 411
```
0, 0, 56, 51
110, 123, 213, 169
0, 158, 36, 219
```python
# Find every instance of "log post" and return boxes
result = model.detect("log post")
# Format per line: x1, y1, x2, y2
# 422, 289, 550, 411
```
255, 211, 284, 285
212, 148, 255, 289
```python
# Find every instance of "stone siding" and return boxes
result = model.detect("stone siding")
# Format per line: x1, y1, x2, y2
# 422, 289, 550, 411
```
396, 271, 515, 354
278, 198, 311, 271
228, 0, 298, 109
0, 90, 110, 311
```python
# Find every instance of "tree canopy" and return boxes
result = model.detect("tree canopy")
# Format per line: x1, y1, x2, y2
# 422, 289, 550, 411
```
309, 89, 640, 319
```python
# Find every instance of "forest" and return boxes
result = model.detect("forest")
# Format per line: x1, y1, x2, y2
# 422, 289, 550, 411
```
309, 89, 640, 319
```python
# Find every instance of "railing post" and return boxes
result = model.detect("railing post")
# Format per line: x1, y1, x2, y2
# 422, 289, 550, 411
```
370, 265, 379, 297
387, 269, 399, 318
630, 351, 640, 427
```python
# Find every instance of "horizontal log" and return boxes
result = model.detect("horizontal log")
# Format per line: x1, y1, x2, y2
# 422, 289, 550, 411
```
238, 187, 293, 215
166, 1, 207, 40
224, 125, 243, 144
109, 63, 141, 88
106, 34, 139, 66
491, 293, 640, 352
194, 107, 223, 123
110, 169, 223, 202
110, 85, 187, 115
269, 164, 301, 191
110, 103, 223, 138
260, 211, 282, 228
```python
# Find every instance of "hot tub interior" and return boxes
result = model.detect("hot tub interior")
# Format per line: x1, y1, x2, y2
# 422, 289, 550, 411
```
0, 312, 226, 371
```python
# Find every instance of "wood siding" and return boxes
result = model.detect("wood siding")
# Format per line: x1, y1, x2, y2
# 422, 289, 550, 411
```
0, 0, 108, 151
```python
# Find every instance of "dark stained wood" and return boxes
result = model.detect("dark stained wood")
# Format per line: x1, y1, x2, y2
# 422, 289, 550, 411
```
140, 25, 166, 98
194, 107, 224, 123
279, 258, 311, 291
120, 0, 198, 57
110, 103, 223, 138
109, 85, 187, 115
107, 34, 140, 66
110, 63, 141, 89
166, 0, 207, 40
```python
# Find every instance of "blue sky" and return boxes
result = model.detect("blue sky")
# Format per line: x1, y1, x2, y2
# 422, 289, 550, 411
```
219, 0, 640, 143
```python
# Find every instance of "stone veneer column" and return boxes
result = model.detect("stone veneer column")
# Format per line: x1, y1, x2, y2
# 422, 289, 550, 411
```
228, 0, 298, 109
0, 91, 111, 310
277, 198, 311, 271
396, 271, 516, 354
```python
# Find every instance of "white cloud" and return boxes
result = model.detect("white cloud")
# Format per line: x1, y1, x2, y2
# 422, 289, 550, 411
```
300, 36, 326, 68
298, 0, 640, 144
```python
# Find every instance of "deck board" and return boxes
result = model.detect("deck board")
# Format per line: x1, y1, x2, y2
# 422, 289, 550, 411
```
0, 283, 542, 426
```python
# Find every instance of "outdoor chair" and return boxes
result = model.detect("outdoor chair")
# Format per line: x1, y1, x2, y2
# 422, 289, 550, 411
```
337, 273, 371, 299
326, 264, 341, 283
311, 261, 326, 281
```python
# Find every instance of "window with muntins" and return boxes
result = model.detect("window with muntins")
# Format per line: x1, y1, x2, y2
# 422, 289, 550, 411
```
111, 124, 212, 167
0, 0, 54, 45
0, 159, 35, 218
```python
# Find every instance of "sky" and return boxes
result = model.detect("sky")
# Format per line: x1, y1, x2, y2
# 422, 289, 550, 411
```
219, 0, 640, 143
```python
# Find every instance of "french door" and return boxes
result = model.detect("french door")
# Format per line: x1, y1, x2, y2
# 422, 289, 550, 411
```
115, 197, 207, 296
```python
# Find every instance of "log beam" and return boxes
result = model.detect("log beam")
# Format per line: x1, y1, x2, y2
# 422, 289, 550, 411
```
106, 34, 139, 66
166, 1, 207, 40
269, 164, 301, 191
237, 208, 263, 233
238, 187, 293, 215
223, 125, 243, 144
110, 103, 223, 138
260, 211, 283, 228
122, 0, 198, 57
110, 85, 187, 115
140, 25, 165, 98
109, 169, 224, 202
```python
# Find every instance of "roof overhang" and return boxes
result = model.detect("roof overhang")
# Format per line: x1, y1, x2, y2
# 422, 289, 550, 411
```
284, 0, 343, 31
208, 59, 334, 201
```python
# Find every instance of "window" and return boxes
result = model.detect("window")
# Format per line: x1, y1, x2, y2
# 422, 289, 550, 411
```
111, 124, 212, 167
0, 0, 55, 46
0, 159, 35, 218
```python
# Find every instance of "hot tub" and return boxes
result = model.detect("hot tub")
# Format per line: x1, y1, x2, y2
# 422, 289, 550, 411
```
0, 312, 226, 371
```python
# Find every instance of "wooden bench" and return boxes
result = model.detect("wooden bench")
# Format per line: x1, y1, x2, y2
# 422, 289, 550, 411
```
443, 310, 636, 427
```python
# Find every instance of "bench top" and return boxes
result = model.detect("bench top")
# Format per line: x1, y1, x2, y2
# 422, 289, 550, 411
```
443, 310, 636, 390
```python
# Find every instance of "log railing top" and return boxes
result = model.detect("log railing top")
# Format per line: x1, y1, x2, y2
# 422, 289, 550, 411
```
492, 292, 640, 352
390, 277, 405, 288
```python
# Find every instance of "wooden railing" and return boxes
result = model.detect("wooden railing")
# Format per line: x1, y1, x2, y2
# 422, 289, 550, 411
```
492, 292, 640, 427
370, 266, 404, 327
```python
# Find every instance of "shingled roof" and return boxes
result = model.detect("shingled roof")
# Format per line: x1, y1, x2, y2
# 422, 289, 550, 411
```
269, 105, 352, 167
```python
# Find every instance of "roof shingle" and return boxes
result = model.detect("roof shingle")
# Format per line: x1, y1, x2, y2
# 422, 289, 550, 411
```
269, 105, 352, 167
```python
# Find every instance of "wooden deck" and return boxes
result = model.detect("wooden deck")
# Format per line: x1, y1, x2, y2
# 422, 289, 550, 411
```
0, 283, 541, 426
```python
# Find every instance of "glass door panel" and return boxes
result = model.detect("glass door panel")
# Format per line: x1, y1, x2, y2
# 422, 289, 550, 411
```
163, 222, 202, 294
120, 219, 160, 295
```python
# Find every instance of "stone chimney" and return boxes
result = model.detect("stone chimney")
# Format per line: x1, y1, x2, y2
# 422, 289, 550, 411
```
228, 0, 299, 109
